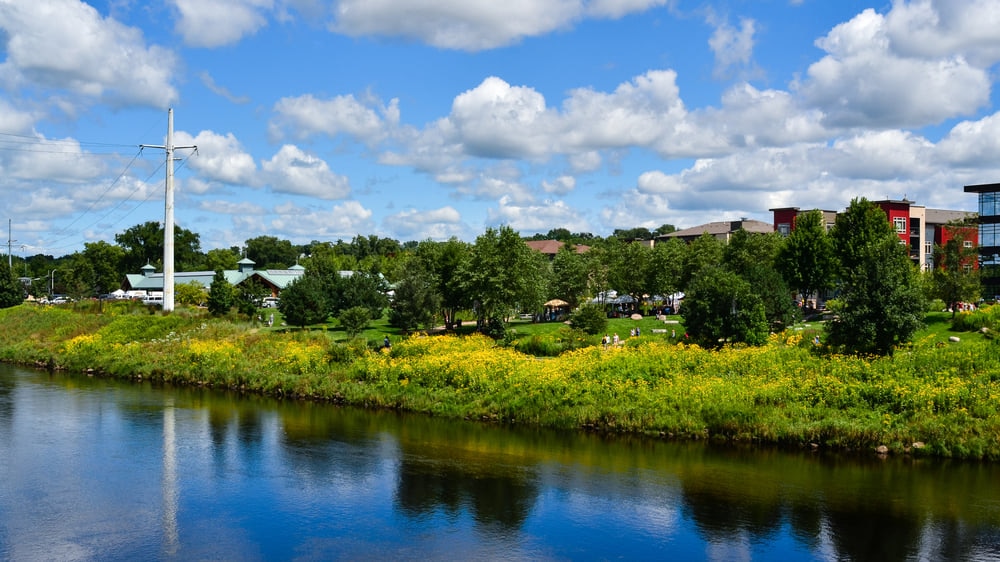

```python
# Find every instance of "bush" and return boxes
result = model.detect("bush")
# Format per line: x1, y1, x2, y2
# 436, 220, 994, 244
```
339, 306, 372, 337
569, 304, 608, 335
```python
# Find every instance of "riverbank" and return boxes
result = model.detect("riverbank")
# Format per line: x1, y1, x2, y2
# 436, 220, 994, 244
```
2, 303, 998, 460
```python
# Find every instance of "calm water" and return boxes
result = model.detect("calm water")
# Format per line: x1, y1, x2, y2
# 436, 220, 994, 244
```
1, 363, 999, 561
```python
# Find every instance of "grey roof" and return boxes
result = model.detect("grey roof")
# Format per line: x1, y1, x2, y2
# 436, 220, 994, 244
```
123, 266, 305, 292
660, 219, 773, 239
925, 208, 975, 225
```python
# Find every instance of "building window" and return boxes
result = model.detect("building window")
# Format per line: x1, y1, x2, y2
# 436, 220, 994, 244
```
777, 223, 790, 236
964, 240, 973, 248
893, 217, 907, 233
924, 242, 932, 255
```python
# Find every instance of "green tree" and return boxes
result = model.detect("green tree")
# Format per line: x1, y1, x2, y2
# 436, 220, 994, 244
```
235, 278, 270, 318
413, 238, 470, 329
339, 305, 372, 337
932, 224, 980, 317
0, 260, 23, 308
774, 209, 836, 309
568, 304, 608, 335
207, 269, 235, 316
81, 241, 125, 296
245, 236, 297, 269
680, 233, 725, 291
681, 267, 768, 348
723, 229, 797, 331
551, 244, 589, 308
278, 274, 330, 328
607, 241, 650, 309
462, 226, 547, 334
388, 264, 441, 334
826, 198, 925, 355
175, 281, 206, 306
116, 221, 204, 272
203, 248, 240, 272
648, 238, 686, 310
338, 271, 389, 320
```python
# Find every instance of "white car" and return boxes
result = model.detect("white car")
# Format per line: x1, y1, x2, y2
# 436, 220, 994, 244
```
262, 297, 280, 308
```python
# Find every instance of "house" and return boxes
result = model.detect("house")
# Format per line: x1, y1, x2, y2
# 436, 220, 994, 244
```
656, 219, 773, 244
121, 258, 306, 298
525, 240, 591, 260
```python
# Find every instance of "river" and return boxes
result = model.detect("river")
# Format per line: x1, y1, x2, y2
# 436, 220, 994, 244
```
0, 363, 998, 561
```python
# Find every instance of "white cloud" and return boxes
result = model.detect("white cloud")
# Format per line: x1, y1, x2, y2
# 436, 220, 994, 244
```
270, 93, 399, 145
541, 175, 576, 195
330, 0, 580, 51
937, 113, 1000, 168
448, 77, 555, 159
797, 8, 990, 128
383, 206, 466, 240
487, 196, 590, 234
0, 0, 178, 108
261, 145, 351, 199
173, 131, 257, 186
170, 0, 272, 48
270, 200, 374, 239
708, 16, 756, 79
197, 200, 267, 215
885, 0, 1000, 66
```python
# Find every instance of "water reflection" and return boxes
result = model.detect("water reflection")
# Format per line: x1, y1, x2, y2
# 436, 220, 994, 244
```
1, 364, 1000, 561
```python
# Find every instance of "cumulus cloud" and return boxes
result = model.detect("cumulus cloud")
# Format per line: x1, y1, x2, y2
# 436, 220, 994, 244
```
197, 199, 267, 215
270, 200, 374, 239
487, 196, 590, 234
0, 0, 178, 108
261, 145, 351, 199
270, 93, 399, 145
383, 206, 466, 240
170, 0, 271, 48
796, 8, 990, 128
541, 176, 576, 195
173, 131, 257, 186
328, 0, 665, 51
885, 0, 1000, 66
708, 16, 756, 79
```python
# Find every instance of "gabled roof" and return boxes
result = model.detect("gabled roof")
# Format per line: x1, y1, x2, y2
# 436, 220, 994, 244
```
122, 266, 305, 292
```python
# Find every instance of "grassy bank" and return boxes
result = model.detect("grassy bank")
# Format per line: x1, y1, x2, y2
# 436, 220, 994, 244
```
2, 302, 999, 460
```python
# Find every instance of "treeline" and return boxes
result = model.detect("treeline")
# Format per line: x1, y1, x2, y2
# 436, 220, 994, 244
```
1, 198, 981, 356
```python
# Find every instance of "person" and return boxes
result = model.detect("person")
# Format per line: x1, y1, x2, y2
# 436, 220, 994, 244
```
636, 327, 641, 337
602, 334, 609, 349
268, 313, 274, 327
613, 333, 620, 346
383, 336, 391, 350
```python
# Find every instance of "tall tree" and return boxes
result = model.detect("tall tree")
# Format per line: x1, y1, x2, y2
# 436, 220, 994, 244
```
388, 263, 441, 334
826, 198, 925, 355
81, 241, 125, 296
680, 233, 725, 291
648, 238, 686, 310
774, 210, 836, 309
681, 267, 768, 348
416, 238, 470, 330
207, 269, 235, 316
551, 244, 589, 308
607, 241, 650, 310
0, 260, 23, 308
278, 274, 330, 328
245, 236, 298, 269
462, 226, 547, 332
116, 221, 204, 272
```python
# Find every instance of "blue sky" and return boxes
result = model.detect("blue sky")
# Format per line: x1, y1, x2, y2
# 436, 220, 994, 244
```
2, 0, 1000, 257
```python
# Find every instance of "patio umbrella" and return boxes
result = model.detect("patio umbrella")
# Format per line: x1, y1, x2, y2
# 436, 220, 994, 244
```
544, 299, 569, 307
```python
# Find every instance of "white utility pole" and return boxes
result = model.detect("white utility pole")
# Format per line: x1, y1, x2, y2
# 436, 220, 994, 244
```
142, 109, 196, 312
6, 219, 15, 271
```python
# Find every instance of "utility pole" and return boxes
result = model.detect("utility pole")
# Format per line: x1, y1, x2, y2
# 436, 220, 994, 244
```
6, 219, 15, 271
142, 109, 196, 312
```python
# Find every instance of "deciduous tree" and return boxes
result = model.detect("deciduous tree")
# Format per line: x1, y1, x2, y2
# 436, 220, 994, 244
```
826, 198, 924, 355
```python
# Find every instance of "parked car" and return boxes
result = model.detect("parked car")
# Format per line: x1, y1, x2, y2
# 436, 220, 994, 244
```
262, 297, 280, 308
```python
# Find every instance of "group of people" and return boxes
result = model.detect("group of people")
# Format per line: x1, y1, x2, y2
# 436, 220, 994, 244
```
601, 327, 641, 349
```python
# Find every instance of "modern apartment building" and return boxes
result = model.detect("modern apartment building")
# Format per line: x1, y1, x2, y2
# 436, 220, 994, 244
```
770, 200, 976, 272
